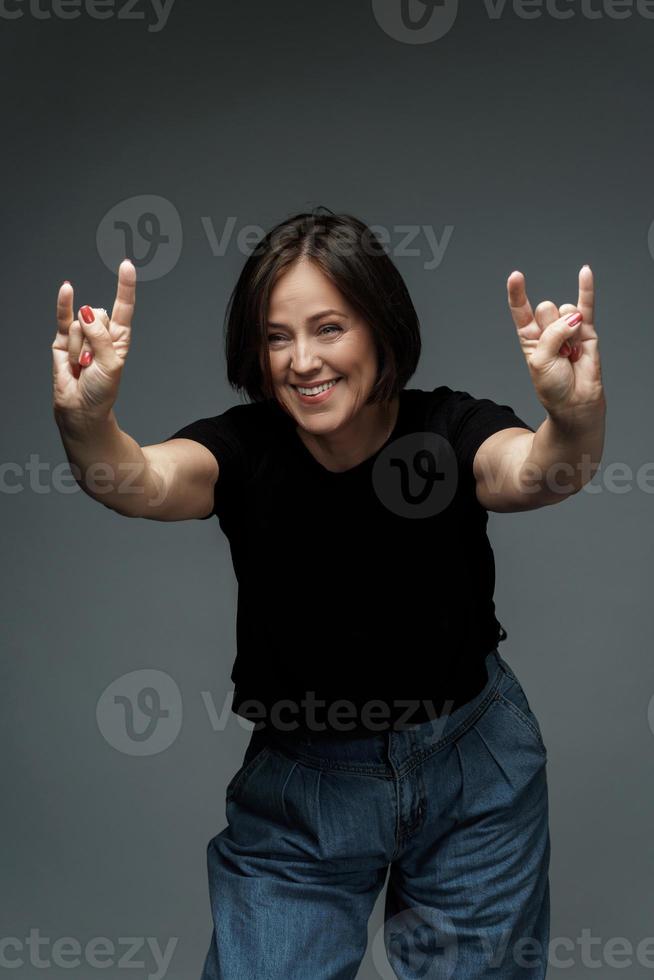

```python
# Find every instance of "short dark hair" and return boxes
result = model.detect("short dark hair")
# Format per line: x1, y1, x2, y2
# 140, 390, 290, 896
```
224, 207, 421, 404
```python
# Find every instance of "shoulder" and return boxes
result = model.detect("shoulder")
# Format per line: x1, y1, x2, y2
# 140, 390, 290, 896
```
415, 385, 529, 426
409, 383, 534, 475
407, 384, 478, 425
165, 398, 286, 469
203, 397, 286, 440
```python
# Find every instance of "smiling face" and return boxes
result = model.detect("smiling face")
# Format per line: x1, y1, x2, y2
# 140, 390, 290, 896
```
263, 259, 382, 435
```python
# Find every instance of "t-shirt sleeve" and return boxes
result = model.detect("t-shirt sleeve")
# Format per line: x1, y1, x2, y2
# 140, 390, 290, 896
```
163, 406, 248, 520
446, 388, 536, 479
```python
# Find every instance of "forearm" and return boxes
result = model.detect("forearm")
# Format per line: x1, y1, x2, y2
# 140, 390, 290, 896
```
54, 409, 164, 517
520, 396, 607, 504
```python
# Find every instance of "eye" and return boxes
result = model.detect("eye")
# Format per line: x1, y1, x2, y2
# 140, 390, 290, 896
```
267, 324, 343, 344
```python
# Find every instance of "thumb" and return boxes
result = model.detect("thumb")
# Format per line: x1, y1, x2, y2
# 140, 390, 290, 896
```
78, 305, 119, 370
534, 308, 582, 365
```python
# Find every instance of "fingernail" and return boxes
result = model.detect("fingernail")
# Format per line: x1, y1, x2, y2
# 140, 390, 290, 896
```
62, 280, 71, 285
80, 305, 94, 324
566, 312, 582, 327
80, 351, 93, 367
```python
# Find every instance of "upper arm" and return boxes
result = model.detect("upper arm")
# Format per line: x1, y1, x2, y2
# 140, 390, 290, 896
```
442, 387, 539, 512
473, 427, 545, 512
140, 438, 220, 521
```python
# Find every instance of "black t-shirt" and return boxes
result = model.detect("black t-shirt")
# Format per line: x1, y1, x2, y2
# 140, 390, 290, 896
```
165, 386, 535, 738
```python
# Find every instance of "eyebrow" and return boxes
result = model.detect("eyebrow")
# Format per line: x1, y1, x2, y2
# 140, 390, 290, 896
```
266, 308, 349, 328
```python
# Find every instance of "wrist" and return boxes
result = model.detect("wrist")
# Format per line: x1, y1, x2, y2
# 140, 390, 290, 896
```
546, 394, 607, 434
54, 407, 118, 443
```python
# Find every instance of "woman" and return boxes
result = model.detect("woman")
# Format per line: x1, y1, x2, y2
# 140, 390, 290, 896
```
52, 208, 606, 979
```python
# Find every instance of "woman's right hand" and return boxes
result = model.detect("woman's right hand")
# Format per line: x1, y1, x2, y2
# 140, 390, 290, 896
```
52, 258, 136, 434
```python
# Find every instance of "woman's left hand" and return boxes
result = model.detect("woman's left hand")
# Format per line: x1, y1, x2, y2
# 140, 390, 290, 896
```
507, 265, 605, 421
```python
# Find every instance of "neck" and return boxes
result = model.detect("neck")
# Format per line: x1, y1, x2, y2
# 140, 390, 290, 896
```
296, 395, 400, 473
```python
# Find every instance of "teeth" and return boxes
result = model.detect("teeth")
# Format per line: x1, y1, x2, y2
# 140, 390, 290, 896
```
296, 379, 339, 396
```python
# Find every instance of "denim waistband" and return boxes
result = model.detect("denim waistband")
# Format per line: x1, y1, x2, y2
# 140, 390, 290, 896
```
266, 648, 505, 776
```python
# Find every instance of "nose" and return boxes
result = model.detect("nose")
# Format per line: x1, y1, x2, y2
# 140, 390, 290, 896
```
289, 338, 322, 374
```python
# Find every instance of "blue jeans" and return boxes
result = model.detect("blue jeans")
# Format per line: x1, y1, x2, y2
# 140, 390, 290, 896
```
201, 649, 550, 978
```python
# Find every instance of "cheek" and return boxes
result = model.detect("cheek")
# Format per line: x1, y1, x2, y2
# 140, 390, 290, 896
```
267, 352, 284, 376
337, 334, 372, 369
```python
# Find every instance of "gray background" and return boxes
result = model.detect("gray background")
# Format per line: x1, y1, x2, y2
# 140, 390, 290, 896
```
3, 1, 653, 977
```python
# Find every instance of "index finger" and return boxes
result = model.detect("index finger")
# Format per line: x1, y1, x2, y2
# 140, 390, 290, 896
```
56, 281, 74, 336
577, 264, 594, 324
110, 258, 136, 331
507, 270, 537, 333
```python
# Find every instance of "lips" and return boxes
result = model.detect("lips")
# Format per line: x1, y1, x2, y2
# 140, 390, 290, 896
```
290, 377, 343, 403
290, 377, 342, 389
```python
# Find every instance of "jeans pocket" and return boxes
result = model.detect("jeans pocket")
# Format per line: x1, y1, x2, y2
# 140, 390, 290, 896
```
494, 661, 547, 757
225, 741, 272, 804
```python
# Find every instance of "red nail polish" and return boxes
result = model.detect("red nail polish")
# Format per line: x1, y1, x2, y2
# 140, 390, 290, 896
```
80, 351, 93, 367
566, 312, 582, 327
80, 305, 94, 324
